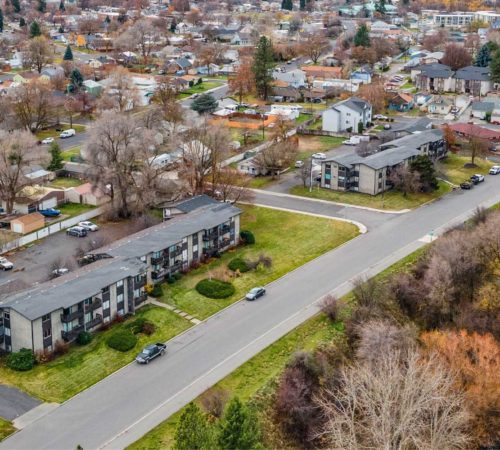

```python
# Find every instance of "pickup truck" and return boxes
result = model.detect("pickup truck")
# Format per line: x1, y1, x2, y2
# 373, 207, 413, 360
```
135, 343, 166, 364
39, 208, 61, 217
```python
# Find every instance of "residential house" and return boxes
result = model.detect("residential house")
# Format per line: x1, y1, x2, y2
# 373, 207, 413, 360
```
413, 63, 455, 93
447, 123, 500, 142
65, 183, 110, 206
350, 67, 372, 84
426, 95, 454, 115
165, 57, 192, 74
388, 92, 414, 112
471, 101, 495, 120
0, 196, 241, 353
237, 156, 267, 177
1, 187, 64, 215
83, 79, 103, 96
269, 104, 302, 120
322, 97, 372, 133
10, 212, 45, 234
389, 117, 433, 138
454, 66, 492, 96
271, 86, 302, 102
302, 66, 343, 81
273, 69, 307, 89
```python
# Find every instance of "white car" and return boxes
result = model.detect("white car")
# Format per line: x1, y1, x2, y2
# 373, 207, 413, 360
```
343, 139, 357, 146
373, 114, 389, 120
311, 152, 326, 160
295, 160, 304, 168
52, 267, 69, 276
0, 257, 14, 271
41, 137, 54, 145
78, 221, 99, 232
60, 129, 76, 138
489, 165, 500, 175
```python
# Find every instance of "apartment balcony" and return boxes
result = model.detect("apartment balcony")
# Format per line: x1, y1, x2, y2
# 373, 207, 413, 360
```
203, 247, 219, 257
151, 256, 164, 265
134, 276, 147, 288
61, 325, 84, 341
60, 309, 84, 323
220, 225, 231, 234
86, 314, 103, 330
203, 230, 218, 241
170, 247, 183, 257
84, 299, 102, 313
134, 293, 148, 306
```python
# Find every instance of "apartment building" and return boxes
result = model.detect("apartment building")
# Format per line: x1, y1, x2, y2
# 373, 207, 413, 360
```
0, 196, 241, 353
320, 129, 446, 195
322, 97, 372, 133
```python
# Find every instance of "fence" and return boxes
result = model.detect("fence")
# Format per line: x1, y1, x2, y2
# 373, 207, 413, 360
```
297, 128, 347, 138
0, 206, 106, 255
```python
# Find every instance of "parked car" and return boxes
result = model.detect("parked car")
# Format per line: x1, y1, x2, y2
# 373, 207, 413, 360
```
135, 343, 166, 364
60, 129, 76, 138
470, 174, 485, 184
39, 208, 61, 217
460, 181, 473, 190
311, 152, 326, 160
52, 267, 69, 277
0, 257, 14, 271
295, 160, 304, 168
246, 287, 266, 301
489, 165, 500, 175
66, 226, 87, 237
191, 93, 199, 99
450, 106, 459, 115
373, 114, 389, 120
383, 124, 392, 130
78, 221, 99, 232
41, 137, 54, 145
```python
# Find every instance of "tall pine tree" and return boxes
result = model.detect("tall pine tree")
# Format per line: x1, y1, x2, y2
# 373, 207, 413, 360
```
63, 44, 73, 61
59, 0, 65, 11
252, 36, 275, 100
281, 0, 293, 10
29, 21, 41, 38
217, 397, 261, 450
475, 42, 497, 67
19, 17, 26, 27
490, 48, 500, 83
37, 0, 46, 13
12, 0, 21, 13
299, 0, 305, 10
173, 403, 212, 450
0, 8, 4, 33
47, 142, 64, 171
354, 23, 370, 47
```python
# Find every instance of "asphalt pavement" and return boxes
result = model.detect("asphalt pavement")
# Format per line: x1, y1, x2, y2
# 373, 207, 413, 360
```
0, 386, 40, 422
2, 175, 499, 450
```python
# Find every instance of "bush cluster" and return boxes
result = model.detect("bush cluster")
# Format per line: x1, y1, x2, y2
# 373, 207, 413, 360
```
76, 331, 93, 346
239, 230, 255, 245
106, 329, 138, 352
150, 284, 164, 298
126, 318, 156, 335
196, 279, 235, 299
6, 348, 35, 371
228, 257, 250, 273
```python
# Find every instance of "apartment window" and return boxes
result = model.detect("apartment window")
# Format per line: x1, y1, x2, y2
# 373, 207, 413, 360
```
134, 289, 140, 298
85, 312, 92, 323
134, 274, 143, 283
117, 293, 124, 302
152, 251, 161, 259
102, 300, 110, 310
182, 237, 187, 244
104, 316, 110, 324
4, 327, 10, 337
118, 308, 124, 316
3, 312, 9, 320
378, 172, 382, 178
116, 280, 124, 288
42, 314, 50, 322
102, 286, 109, 294
193, 244, 198, 252
43, 328, 51, 339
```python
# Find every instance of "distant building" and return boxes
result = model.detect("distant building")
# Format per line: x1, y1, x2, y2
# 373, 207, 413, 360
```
322, 97, 372, 133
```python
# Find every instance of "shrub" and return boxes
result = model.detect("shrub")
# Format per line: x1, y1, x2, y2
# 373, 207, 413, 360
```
320, 295, 339, 321
258, 254, 273, 269
167, 275, 176, 284
142, 321, 156, 336
150, 284, 163, 297
196, 279, 235, 299
76, 331, 93, 346
35, 348, 54, 364
53, 340, 70, 357
6, 348, 35, 371
228, 257, 250, 273
240, 230, 255, 245
126, 317, 147, 334
106, 329, 138, 352
173, 272, 183, 281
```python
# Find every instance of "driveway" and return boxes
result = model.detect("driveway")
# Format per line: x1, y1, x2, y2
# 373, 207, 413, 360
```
0, 386, 40, 422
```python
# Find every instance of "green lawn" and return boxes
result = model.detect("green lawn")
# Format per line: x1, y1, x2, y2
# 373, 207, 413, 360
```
290, 182, 451, 211
61, 147, 81, 162
158, 205, 359, 319
295, 102, 327, 112
128, 247, 427, 450
177, 82, 223, 98
247, 176, 276, 189
36, 124, 86, 140
58, 203, 95, 217
436, 154, 491, 185
295, 113, 312, 125
0, 419, 15, 442
0, 307, 192, 403
49, 177, 84, 188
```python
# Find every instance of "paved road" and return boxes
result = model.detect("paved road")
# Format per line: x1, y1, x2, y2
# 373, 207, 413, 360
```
0, 386, 40, 422
3, 175, 499, 450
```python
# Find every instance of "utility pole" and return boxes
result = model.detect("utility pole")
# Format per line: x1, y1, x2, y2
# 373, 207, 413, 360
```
309, 157, 313, 192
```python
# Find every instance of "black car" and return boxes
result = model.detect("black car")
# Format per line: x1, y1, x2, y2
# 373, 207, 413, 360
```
460, 181, 473, 190
246, 287, 266, 301
135, 343, 166, 364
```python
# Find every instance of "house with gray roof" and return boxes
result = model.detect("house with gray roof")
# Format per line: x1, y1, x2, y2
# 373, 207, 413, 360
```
322, 97, 372, 133
319, 129, 446, 195
0, 196, 241, 353
454, 66, 492, 96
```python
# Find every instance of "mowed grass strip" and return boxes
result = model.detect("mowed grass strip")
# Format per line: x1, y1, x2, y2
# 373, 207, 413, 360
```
159, 205, 359, 319
436, 154, 491, 185
0, 419, 15, 442
0, 307, 192, 403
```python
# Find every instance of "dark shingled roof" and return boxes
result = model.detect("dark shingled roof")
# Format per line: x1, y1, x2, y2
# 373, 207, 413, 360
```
455, 66, 491, 81
416, 63, 454, 79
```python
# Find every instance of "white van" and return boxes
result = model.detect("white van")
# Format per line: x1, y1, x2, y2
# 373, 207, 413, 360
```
148, 153, 171, 168
60, 129, 76, 138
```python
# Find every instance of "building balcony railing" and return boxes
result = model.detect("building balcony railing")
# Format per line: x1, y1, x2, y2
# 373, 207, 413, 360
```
203, 248, 220, 257
61, 325, 84, 341
86, 314, 103, 330
134, 276, 147, 288
220, 225, 231, 234
170, 247, 183, 257
151, 256, 164, 265
134, 293, 148, 306
60, 309, 84, 323
84, 299, 102, 313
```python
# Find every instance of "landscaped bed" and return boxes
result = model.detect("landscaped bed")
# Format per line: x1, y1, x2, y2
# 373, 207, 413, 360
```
158, 205, 359, 320
0, 306, 192, 403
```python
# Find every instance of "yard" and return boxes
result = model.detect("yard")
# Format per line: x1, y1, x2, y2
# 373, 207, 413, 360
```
177, 82, 223, 98
295, 113, 313, 125
0, 419, 15, 442
35, 124, 86, 140
128, 248, 427, 450
436, 154, 491, 185
49, 177, 84, 188
296, 135, 344, 161
58, 203, 95, 217
157, 205, 359, 320
61, 147, 82, 162
0, 306, 192, 403
290, 182, 452, 211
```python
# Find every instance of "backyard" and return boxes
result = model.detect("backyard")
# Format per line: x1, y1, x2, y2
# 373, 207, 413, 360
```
177, 82, 223, 98
436, 154, 491, 185
62, 146, 82, 162
157, 205, 359, 319
49, 177, 84, 188
0, 306, 192, 403
58, 203, 96, 217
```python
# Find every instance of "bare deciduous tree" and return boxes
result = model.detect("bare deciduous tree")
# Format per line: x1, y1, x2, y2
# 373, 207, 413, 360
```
115, 19, 160, 64
300, 32, 331, 64
22, 36, 52, 73
213, 167, 254, 203
97, 67, 139, 113
388, 164, 422, 196
254, 140, 298, 179
0, 130, 45, 214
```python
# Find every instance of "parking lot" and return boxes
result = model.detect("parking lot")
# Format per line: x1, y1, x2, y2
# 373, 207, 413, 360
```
0, 218, 159, 294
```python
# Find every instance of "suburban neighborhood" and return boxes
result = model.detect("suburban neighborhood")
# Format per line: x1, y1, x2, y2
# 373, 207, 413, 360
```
0, 0, 499, 448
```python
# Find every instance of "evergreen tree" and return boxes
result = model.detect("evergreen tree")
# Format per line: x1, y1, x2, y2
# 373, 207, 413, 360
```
252, 36, 275, 100
29, 21, 41, 38
173, 403, 212, 450
12, 0, 21, 13
104, 15, 111, 24
191, 93, 218, 114
170, 17, 177, 33
37, 0, 46, 13
0, 8, 4, 33
59, 0, 65, 11
354, 23, 370, 47
410, 155, 438, 192
490, 48, 500, 84
217, 397, 261, 450
281, 0, 293, 10
47, 142, 64, 171
58, 25, 64, 33
375, 0, 386, 14
474, 42, 497, 67
68, 68, 83, 93
299, 0, 305, 10
19, 17, 26, 27
63, 44, 73, 61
